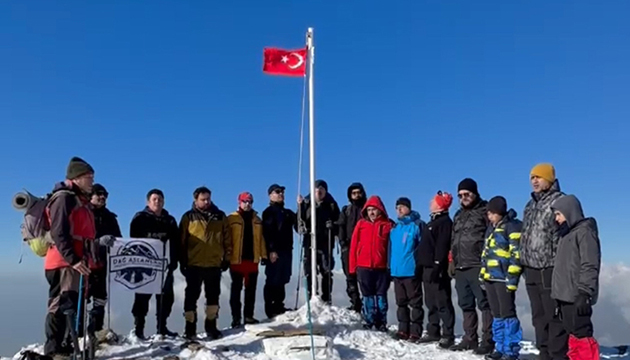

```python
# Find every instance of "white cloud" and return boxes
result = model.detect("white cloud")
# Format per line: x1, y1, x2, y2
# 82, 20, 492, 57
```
1, 261, 629, 357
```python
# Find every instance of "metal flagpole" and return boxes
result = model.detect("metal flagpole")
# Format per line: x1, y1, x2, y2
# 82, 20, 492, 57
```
306, 27, 318, 300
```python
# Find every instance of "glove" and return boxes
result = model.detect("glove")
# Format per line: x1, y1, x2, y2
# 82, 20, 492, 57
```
447, 261, 456, 278
96, 235, 116, 248
261, 258, 269, 266
430, 263, 441, 283
180, 266, 188, 277
325, 220, 333, 229
575, 291, 593, 316
298, 223, 307, 235
221, 260, 230, 272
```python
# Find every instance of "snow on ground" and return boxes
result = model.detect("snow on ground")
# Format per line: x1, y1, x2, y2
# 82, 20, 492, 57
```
6, 300, 629, 360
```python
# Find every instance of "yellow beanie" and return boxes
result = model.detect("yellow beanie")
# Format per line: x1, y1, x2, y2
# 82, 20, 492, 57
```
530, 163, 556, 183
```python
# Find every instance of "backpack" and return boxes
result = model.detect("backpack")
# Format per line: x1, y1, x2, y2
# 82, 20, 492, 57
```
13, 189, 74, 259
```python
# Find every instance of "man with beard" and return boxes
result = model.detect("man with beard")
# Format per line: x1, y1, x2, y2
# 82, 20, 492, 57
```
336, 182, 366, 313
521, 164, 568, 360
179, 186, 232, 340
262, 184, 298, 318
129, 189, 180, 339
449, 178, 494, 355
87, 184, 122, 334
298, 179, 340, 304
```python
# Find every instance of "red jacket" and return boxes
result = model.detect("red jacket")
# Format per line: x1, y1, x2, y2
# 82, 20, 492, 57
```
349, 196, 393, 274
44, 182, 97, 271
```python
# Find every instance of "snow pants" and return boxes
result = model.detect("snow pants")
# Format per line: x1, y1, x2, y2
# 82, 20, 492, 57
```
132, 269, 175, 331
230, 261, 259, 322
524, 267, 569, 360
421, 266, 455, 339
454, 267, 493, 345
393, 276, 423, 337
558, 301, 600, 360
304, 249, 334, 303
356, 267, 389, 327
341, 246, 362, 311
183, 266, 222, 326
44, 267, 81, 356
264, 249, 292, 318
486, 281, 522, 357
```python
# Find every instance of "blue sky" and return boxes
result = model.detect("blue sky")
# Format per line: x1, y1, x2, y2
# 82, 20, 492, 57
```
2, 0, 630, 271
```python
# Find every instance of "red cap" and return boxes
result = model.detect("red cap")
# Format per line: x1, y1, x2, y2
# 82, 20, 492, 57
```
434, 191, 453, 210
238, 192, 253, 203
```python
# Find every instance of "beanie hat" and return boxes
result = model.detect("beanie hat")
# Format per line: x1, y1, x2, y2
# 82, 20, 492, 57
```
91, 183, 108, 197
238, 192, 253, 203
66, 157, 94, 180
487, 196, 508, 216
146, 188, 164, 200
315, 179, 328, 191
268, 184, 285, 195
530, 163, 556, 183
396, 197, 412, 210
458, 178, 478, 195
433, 191, 453, 210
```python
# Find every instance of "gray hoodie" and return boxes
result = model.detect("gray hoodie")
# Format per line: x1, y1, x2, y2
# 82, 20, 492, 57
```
550, 195, 601, 305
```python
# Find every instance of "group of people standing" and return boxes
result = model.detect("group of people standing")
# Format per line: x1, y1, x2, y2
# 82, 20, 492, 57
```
39, 157, 601, 360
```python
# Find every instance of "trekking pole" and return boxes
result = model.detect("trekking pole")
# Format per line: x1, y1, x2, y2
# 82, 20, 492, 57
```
83, 274, 90, 360
294, 242, 304, 309
106, 246, 111, 331
158, 241, 167, 336
328, 228, 332, 305
72, 274, 84, 360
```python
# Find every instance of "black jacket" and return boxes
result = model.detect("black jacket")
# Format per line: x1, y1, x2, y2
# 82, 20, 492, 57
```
451, 199, 488, 269
417, 211, 453, 268
92, 206, 122, 263
130, 207, 180, 271
299, 192, 341, 250
262, 202, 297, 253
337, 183, 366, 249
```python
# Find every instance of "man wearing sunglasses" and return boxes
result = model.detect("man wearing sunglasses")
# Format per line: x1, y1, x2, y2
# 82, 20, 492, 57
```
88, 184, 122, 334
262, 184, 298, 318
449, 178, 494, 355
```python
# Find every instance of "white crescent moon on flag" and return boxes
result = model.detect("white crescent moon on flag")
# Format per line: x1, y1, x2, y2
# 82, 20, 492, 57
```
288, 52, 304, 69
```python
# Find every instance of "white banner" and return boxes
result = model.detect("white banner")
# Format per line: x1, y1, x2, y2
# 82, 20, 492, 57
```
108, 238, 169, 295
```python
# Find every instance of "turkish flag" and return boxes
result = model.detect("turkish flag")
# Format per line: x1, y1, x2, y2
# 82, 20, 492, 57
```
263, 47, 307, 77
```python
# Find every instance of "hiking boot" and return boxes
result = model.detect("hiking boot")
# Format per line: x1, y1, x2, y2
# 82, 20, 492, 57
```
205, 319, 223, 340
51, 354, 72, 360
393, 331, 409, 341
499, 355, 518, 360
244, 317, 260, 325
362, 323, 373, 330
184, 321, 197, 340
408, 335, 421, 343
449, 339, 478, 351
415, 334, 441, 344
133, 317, 146, 340
485, 351, 503, 360
375, 323, 388, 332
158, 326, 178, 337
438, 337, 455, 349
474, 341, 495, 355
231, 319, 242, 329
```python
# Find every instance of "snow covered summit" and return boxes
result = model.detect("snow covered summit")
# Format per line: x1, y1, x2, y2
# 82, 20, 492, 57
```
8, 300, 629, 360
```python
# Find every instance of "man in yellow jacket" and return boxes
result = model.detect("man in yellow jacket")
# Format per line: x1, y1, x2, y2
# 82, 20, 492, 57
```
179, 186, 232, 340
227, 192, 268, 328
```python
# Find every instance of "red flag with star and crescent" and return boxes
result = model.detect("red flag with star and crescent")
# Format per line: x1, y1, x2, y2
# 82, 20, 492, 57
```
263, 47, 307, 76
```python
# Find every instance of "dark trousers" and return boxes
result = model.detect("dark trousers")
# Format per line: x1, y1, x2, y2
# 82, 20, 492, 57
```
86, 267, 107, 332
183, 266, 222, 321
229, 261, 259, 321
393, 276, 423, 337
44, 267, 80, 356
454, 267, 493, 344
357, 267, 390, 327
524, 267, 569, 360
304, 249, 334, 303
486, 281, 517, 319
422, 266, 455, 339
341, 247, 362, 310
264, 249, 292, 318
131, 270, 175, 329
558, 302, 593, 339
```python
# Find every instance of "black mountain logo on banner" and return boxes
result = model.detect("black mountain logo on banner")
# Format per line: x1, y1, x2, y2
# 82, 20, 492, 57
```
110, 240, 166, 290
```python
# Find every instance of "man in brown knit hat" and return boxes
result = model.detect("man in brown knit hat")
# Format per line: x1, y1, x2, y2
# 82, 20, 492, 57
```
521, 163, 568, 360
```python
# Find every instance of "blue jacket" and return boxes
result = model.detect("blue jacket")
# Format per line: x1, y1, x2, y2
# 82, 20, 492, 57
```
480, 209, 523, 291
389, 211, 424, 277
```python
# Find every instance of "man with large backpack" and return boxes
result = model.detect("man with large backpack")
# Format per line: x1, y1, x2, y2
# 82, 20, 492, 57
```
336, 182, 366, 313
42, 157, 115, 360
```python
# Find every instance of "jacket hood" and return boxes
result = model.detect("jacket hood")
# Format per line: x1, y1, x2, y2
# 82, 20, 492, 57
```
361, 195, 388, 220
346, 182, 366, 202
397, 210, 421, 225
142, 206, 171, 218
305, 192, 337, 206
551, 195, 584, 229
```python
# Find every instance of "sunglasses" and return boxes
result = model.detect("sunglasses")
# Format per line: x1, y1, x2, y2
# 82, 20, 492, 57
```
457, 192, 473, 199
241, 200, 252, 204
95, 191, 108, 198
273, 190, 284, 194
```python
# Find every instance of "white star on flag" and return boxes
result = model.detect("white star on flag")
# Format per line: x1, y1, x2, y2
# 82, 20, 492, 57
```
281, 55, 289, 63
